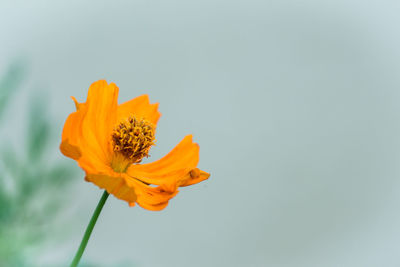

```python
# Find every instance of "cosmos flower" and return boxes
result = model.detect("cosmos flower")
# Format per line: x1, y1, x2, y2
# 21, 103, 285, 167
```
60, 80, 209, 210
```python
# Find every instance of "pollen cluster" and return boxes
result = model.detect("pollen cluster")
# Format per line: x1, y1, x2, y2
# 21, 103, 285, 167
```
112, 116, 155, 164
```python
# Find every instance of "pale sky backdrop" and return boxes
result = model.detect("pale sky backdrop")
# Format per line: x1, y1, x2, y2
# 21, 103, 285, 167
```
2, 0, 400, 266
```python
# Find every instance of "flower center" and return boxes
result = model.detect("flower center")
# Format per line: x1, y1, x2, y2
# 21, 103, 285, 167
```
111, 116, 155, 172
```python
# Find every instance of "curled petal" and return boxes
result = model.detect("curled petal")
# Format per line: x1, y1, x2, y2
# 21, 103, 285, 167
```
123, 174, 178, 211
178, 168, 210, 187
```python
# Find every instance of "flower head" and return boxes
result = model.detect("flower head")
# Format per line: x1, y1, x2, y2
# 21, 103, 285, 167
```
60, 80, 209, 210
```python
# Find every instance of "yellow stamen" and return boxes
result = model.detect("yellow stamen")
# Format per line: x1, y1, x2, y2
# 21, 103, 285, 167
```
111, 116, 155, 172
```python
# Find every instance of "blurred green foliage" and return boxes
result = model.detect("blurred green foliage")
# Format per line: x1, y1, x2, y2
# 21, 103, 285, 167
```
0, 63, 76, 266
0, 61, 25, 122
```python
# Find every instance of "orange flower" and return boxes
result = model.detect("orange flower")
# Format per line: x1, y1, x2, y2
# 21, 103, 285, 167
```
60, 80, 209, 210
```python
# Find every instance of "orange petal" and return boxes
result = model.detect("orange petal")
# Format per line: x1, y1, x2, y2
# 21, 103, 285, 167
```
82, 80, 119, 161
60, 80, 119, 173
60, 111, 83, 160
86, 172, 137, 203
178, 168, 210, 187
60, 101, 102, 172
123, 174, 178, 211
88, 171, 177, 210
117, 95, 161, 126
127, 135, 209, 192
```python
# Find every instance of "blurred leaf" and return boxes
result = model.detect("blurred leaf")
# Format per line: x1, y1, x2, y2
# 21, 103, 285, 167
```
0, 62, 80, 266
0, 178, 12, 223
1, 145, 19, 177
45, 163, 76, 187
0, 61, 26, 122
26, 92, 50, 163
0, 147, 18, 225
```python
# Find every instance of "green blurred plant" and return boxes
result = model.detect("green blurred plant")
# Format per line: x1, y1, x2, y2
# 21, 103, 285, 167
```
0, 63, 76, 266
0, 61, 25, 122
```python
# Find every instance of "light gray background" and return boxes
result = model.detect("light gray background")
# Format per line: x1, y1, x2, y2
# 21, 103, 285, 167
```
2, 0, 400, 266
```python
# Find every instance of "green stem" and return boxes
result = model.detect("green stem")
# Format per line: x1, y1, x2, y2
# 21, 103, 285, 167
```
70, 190, 109, 267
